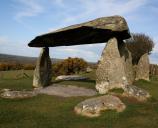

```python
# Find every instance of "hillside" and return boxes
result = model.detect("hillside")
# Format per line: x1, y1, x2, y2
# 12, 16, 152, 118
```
0, 53, 96, 65
0, 53, 63, 64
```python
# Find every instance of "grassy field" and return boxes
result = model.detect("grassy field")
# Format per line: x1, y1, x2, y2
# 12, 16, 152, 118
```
0, 70, 158, 128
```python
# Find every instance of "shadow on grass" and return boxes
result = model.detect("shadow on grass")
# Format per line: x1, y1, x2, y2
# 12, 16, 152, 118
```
51, 79, 96, 84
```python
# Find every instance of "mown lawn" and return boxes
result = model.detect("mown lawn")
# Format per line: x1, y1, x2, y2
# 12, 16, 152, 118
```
0, 70, 158, 128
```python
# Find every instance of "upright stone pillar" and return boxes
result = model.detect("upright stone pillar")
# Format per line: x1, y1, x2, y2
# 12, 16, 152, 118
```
135, 53, 149, 81
118, 40, 134, 85
96, 37, 128, 94
33, 47, 52, 88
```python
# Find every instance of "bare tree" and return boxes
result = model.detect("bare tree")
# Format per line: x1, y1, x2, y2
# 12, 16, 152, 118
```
125, 33, 154, 64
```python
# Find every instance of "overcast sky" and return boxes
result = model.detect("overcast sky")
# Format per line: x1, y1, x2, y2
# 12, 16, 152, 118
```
0, 0, 157, 63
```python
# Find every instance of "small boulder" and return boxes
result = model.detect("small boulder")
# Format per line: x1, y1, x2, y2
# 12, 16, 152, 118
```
123, 85, 150, 101
55, 75, 88, 81
74, 95, 126, 117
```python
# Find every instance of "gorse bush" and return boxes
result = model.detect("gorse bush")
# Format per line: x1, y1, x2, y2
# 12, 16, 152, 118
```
52, 57, 88, 76
126, 33, 154, 64
23, 64, 35, 70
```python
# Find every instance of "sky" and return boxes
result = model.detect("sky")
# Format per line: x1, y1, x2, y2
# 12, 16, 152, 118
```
0, 0, 158, 63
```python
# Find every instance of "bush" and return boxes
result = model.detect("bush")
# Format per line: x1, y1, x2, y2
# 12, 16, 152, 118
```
126, 33, 154, 64
23, 64, 35, 70
52, 57, 88, 76
0, 63, 23, 71
0, 63, 35, 71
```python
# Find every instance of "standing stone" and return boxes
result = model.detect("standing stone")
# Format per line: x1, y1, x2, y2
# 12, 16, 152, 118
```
135, 53, 150, 81
118, 41, 134, 85
33, 47, 52, 88
96, 37, 128, 94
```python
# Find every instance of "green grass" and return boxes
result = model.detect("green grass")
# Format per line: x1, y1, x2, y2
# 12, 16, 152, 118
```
0, 70, 33, 90
0, 70, 158, 128
109, 88, 124, 94
134, 75, 158, 100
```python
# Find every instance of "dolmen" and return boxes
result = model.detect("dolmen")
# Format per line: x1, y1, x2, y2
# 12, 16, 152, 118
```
28, 15, 150, 117
29, 15, 131, 88
28, 15, 149, 99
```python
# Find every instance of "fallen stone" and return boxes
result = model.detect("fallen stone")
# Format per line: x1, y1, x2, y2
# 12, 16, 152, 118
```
123, 85, 150, 101
74, 95, 126, 117
55, 75, 88, 81
37, 84, 97, 97
135, 53, 150, 81
0, 88, 11, 93
0, 90, 37, 99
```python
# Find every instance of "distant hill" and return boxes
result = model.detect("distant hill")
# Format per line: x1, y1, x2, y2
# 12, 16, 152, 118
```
0, 53, 96, 65
0, 53, 63, 64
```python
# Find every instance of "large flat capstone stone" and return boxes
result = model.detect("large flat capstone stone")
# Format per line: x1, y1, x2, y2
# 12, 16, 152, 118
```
28, 15, 130, 47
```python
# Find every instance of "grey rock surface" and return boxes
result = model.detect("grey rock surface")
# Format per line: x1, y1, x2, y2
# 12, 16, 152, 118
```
28, 15, 130, 47
135, 53, 150, 81
36, 84, 97, 97
96, 37, 128, 94
0, 89, 37, 99
55, 75, 88, 81
123, 85, 150, 101
118, 41, 134, 85
0, 85, 97, 99
33, 47, 52, 88
74, 95, 126, 117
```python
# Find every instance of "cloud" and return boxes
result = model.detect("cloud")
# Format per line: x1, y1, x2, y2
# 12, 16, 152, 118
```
0, 35, 40, 57
153, 37, 158, 53
14, 0, 44, 22
150, 53, 158, 64
53, 0, 148, 25
0, 36, 10, 44
48, 0, 148, 32
5, 0, 157, 63
50, 45, 101, 62
149, 36, 158, 64
54, 0, 65, 7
